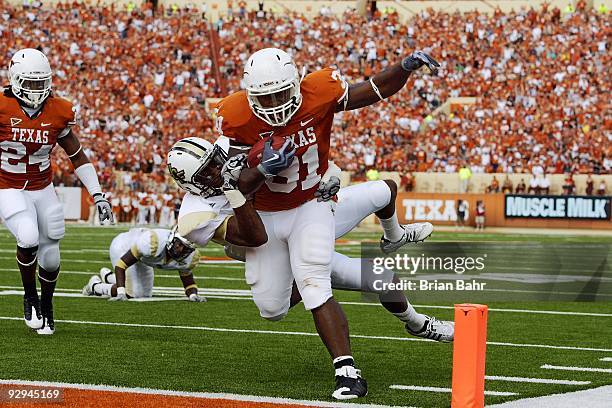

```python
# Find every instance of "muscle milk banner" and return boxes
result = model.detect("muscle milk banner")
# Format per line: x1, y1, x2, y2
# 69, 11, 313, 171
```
505, 195, 611, 220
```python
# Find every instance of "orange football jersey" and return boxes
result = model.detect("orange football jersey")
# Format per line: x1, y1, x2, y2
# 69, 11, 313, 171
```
216, 68, 348, 211
0, 90, 76, 190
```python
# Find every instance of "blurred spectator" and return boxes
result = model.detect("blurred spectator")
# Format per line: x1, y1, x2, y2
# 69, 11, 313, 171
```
562, 173, 576, 195
585, 174, 594, 195
502, 175, 513, 193
597, 179, 607, 196
458, 163, 472, 193
487, 176, 500, 193
528, 176, 540, 195
516, 178, 527, 194
475, 200, 485, 231
400, 172, 414, 192
456, 199, 468, 229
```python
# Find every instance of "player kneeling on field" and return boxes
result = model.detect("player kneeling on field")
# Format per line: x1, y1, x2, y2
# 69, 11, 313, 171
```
82, 227, 204, 302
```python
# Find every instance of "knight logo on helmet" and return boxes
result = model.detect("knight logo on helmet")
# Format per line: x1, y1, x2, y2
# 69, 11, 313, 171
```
167, 137, 228, 198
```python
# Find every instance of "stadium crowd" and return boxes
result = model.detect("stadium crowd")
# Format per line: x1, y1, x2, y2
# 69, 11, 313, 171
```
0, 0, 609, 200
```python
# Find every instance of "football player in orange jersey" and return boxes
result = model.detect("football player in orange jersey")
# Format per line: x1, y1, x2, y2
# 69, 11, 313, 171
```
215, 48, 439, 399
0, 48, 113, 335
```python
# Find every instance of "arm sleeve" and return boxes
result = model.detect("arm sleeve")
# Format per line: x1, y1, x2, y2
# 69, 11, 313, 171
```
179, 211, 229, 247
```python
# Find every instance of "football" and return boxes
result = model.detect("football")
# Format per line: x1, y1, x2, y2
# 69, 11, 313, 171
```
247, 134, 289, 168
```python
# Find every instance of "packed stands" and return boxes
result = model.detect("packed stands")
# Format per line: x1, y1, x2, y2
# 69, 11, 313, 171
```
1, 0, 609, 201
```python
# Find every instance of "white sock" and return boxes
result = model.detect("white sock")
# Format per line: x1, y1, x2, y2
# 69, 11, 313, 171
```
380, 212, 404, 242
93, 283, 113, 297
393, 304, 427, 332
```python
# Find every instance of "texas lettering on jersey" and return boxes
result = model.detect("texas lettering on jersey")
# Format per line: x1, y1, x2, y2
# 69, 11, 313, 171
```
0, 90, 75, 190
216, 67, 348, 211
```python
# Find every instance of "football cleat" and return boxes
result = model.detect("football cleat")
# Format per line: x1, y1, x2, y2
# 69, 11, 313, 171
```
82, 275, 102, 296
37, 307, 55, 335
332, 366, 368, 400
406, 316, 454, 343
380, 222, 433, 254
99, 267, 113, 284
23, 295, 43, 330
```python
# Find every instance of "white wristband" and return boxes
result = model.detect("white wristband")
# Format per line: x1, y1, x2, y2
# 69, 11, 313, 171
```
74, 163, 102, 196
224, 189, 247, 208
116, 287, 126, 296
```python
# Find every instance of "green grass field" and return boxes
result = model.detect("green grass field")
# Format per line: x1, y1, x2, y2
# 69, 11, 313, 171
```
0, 225, 610, 407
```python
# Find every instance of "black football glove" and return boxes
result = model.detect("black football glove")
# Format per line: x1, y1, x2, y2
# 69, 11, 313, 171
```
221, 154, 247, 191
256, 138, 297, 178
401, 51, 440, 75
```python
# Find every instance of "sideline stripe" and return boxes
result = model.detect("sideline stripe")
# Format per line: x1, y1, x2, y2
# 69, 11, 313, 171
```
599, 357, 612, 362
0, 316, 609, 352
388, 385, 517, 396
485, 375, 591, 385
339, 302, 612, 318
0, 380, 406, 408
541, 364, 612, 374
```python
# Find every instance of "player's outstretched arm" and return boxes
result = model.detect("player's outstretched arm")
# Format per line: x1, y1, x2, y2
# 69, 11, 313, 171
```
338, 51, 440, 112
219, 154, 268, 247
109, 250, 138, 301
58, 131, 114, 224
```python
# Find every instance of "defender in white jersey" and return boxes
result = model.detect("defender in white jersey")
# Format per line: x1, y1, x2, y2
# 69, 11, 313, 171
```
169, 138, 453, 342
82, 227, 204, 301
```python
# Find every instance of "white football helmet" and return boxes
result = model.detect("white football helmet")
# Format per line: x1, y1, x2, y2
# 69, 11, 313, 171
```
167, 137, 227, 197
166, 226, 196, 261
8, 48, 52, 108
243, 48, 304, 127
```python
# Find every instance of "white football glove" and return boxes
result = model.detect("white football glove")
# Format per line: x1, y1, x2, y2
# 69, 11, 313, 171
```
109, 287, 128, 301
188, 293, 206, 302
315, 176, 341, 202
109, 292, 128, 302
94, 193, 115, 224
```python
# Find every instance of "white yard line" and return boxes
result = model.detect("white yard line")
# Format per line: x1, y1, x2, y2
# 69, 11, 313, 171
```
485, 375, 590, 385
339, 302, 612, 318
0, 379, 407, 408
487, 385, 612, 408
0, 279, 609, 317
541, 364, 612, 374
0, 316, 610, 352
599, 357, 612, 362
388, 385, 517, 396
0, 269, 246, 280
